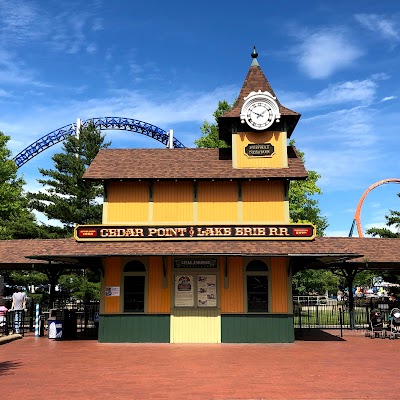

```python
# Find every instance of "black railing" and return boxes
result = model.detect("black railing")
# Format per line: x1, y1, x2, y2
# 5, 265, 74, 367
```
294, 303, 395, 335
1, 301, 99, 339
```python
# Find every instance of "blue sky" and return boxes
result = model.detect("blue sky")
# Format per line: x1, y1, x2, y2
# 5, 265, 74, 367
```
1, 0, 399, 237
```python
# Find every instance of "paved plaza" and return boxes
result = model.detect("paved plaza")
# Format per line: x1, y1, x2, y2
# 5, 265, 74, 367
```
1, 330, 400, 399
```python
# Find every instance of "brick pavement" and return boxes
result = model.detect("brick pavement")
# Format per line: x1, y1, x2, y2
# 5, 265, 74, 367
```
1, 330, 400, 400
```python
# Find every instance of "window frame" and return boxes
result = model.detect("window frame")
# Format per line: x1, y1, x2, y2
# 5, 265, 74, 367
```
121, 258, 148, 313
244, 258, 270, 313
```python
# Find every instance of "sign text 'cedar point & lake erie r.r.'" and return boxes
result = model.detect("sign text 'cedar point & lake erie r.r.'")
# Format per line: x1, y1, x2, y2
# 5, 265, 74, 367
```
74, 224, 316, 241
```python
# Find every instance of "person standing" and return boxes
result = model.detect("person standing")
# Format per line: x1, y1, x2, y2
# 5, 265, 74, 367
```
0, 297, 8, 335
11, 286, 26, 334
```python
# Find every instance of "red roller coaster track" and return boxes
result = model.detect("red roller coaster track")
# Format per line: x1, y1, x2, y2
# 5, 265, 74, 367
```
349, 178, 400, 237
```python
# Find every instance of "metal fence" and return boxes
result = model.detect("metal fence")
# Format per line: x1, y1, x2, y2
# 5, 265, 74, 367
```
1, 301, 99, 339
294, 303, 395, 336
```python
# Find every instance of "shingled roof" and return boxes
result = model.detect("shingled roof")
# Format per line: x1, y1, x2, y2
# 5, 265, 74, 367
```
0, 237, 399, 270
221, 61, 299, 119
218, 53, 300, 139
83, 147, 307, 181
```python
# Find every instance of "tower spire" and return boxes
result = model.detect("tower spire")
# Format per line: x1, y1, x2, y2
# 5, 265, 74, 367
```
251, 46, 259, 66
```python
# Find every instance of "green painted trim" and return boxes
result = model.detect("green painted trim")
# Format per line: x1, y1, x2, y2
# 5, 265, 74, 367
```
99, 314, 170, 343
221, 313, 294, 343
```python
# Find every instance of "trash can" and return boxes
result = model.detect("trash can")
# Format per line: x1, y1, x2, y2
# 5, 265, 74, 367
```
48, 318, 63, 339
48, 309, 63, 339
62, 309, 77, 339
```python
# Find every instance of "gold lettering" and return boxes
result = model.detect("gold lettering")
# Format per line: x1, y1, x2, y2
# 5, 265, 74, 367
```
279, 227, 290, 236
257, 227, 266, 236
235, 227, 244, 236
268, 227, 278, 236
148, 228, 157, 237
136, 228, 144, 237
176, 228, 187, 236
222, 228, 232, 236
100, 229, 109, 237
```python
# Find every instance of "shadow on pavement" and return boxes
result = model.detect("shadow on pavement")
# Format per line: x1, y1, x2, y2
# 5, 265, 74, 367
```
295, 328, 346, 341
0, 360, 23, 375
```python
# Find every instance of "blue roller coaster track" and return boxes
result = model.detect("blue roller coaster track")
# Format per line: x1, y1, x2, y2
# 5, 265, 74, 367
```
13, 117, 186, 168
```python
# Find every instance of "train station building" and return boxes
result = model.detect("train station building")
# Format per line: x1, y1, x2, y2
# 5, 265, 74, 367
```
1, 50, 399, 343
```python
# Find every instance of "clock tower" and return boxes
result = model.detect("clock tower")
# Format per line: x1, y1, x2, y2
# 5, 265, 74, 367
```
219, 47, 300, 169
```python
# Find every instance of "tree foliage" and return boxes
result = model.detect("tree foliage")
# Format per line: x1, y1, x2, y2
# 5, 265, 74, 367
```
0, 131, 46, 239
28, 122, 111, 233
289, 141, 328, 236
194, 100, 230, 148
366, 194, 400, 238
292, 269, 342, 295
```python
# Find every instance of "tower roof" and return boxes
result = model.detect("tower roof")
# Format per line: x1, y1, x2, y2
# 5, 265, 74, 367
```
219, 48, 300, 137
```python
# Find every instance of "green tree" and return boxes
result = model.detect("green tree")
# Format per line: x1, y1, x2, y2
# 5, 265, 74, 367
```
28, 122, 111, 233
289, 141, 328, 236
0, 131, 44, 239
292, 269, 342, 296
195, 100, 230, 148
366, 195, 400, 238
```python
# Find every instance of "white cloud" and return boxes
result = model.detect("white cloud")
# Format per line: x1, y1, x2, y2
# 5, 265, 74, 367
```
294, 29, 363, 79
0, 49, 50, 87
381, 96, 396, 102
0, 0, 42, 42
86, 43, 97, 54
283, 79, 377, 110
0, 88, 10, 97
355, 14, 400, 41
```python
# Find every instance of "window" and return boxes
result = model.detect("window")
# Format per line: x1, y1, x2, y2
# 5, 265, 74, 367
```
123, 260, 146, 312
246, 260, 268, 312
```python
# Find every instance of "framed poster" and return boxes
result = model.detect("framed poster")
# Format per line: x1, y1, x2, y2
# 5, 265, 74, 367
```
197, 275, 217, 307
174, 275, 194, 307
105, 286, 120, 297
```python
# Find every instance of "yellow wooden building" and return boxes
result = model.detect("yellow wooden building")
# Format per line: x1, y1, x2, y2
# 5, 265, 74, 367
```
72, 49, 318, 343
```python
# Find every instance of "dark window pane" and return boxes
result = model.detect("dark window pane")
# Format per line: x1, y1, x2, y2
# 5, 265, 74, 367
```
246, 260, 268, 272
247, 275, 268, 312
124, 260, 146, 272
124, 276, 145, 312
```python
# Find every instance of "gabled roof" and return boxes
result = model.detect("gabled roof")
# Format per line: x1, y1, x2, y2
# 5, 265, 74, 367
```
219, 52, 300, 138
221, 62, 299, 119
83, 147, 307, 181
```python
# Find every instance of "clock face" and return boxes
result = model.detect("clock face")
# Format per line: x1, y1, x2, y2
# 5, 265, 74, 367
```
240, 91, 280, 131
246, 102, 274, 130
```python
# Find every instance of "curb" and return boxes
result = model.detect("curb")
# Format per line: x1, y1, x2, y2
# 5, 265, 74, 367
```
0, 333, 23, 345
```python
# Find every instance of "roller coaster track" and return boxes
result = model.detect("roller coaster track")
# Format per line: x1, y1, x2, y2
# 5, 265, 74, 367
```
349, 178, 400, 237
13, 117, 186, 168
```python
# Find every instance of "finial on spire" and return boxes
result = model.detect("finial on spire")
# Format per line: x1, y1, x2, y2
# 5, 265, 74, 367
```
251, 46, 259, 66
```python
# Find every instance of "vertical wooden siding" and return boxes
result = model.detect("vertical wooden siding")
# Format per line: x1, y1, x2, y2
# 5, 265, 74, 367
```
242, 181, 285, 222
170, 309, 221, 343
219, 256, 244, 313
198, 181, 238, 222
107, 182, 149, 223
147, 256, 171, 313
104, 257, 121, 313
271, 257, 288, 313
234, 131, 284, 168
153, 181, 193, 222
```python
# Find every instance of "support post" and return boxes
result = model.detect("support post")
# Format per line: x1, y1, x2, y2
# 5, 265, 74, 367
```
35, 303, 40, 337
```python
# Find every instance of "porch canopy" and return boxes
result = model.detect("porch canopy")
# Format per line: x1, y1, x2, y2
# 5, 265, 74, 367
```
0, 237, 399, 272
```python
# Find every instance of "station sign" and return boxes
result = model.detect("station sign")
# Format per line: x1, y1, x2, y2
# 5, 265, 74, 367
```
74, 224, 316, 241
245, 143, 274, 157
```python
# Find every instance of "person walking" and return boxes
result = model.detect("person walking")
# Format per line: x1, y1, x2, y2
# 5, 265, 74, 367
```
11, 286, 26, 334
